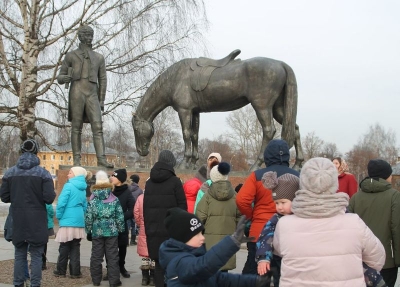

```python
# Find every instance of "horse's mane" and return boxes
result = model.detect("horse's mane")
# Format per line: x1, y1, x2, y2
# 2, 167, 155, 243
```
148, 58, 192, 97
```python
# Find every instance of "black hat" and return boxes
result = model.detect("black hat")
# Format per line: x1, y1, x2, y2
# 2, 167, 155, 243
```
164, 207, 204, 243
130, 174, 140, 184
158, 150, 176, 167
368, 159, 392, 180
112, 168, 127, 183
21, 139, 39, 154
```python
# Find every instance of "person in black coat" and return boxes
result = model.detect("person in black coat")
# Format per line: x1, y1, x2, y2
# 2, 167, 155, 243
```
0, 139, 56, 287
109, 168, 135, 279
144, 150, 187, 287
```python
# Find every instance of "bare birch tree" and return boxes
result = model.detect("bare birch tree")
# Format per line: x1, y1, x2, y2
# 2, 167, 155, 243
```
0, 0, 207, 148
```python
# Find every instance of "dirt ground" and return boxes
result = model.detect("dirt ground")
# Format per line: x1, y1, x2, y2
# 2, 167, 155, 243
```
0, 259, 95, 287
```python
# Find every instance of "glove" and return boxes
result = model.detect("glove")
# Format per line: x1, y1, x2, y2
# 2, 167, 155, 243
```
255, 275, 270, 287
231, 215, 255, 246
86, 233, 92, 241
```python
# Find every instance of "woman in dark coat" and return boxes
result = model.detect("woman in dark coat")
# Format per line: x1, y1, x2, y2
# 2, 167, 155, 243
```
109, 168, 135, 279
144, 150, 187, 287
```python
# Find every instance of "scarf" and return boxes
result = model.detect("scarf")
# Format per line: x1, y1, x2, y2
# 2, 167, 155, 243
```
291, 189, 349, 218
338, 159, 349, 174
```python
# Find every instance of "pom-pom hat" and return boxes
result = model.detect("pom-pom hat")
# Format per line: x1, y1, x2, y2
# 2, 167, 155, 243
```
262, 171, 299, 201
210, 162, 231, 182
164, 207, 204, 243
21, 139, 39, 154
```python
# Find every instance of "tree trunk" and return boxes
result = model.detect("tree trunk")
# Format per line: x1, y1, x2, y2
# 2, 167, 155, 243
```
18, 36, 39, 141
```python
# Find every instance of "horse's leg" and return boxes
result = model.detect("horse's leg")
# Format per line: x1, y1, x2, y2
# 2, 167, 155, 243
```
292, 124, 304, 170
249, 103, 276, 171
190, 111, 200, 169
177, 109, 193, 169
273, 104, 304, 170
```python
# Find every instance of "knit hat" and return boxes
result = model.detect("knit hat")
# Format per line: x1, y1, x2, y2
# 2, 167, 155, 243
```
300, 157, 338, 195
112, 168, 127, 183
21, 139, 39, 154
368, 159, 392, 180
71, 166, 88, 178
210, 162, 230, 182
96, 170, 109, 184
164, 207, 204, 243
158, 150, 176, 167
207, 152, 222, 163
130, 174, 140, 184
262, 171, 299, 201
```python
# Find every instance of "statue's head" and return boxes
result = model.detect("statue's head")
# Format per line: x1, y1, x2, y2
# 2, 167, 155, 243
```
132, 114, 154, 156
78, 25, 94, 45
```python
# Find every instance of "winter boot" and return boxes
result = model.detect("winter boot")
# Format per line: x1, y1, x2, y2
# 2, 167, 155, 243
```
141, 270, 150, 286
148, 269, 155, 286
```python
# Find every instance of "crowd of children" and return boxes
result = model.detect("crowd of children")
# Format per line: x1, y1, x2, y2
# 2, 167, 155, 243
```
6, 143, 398, 287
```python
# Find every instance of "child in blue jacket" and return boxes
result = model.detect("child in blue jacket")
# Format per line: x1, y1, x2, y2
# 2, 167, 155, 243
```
159, 207, 269, 287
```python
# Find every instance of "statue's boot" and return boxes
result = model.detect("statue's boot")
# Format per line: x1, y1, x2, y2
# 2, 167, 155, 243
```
93, 130, 114, 168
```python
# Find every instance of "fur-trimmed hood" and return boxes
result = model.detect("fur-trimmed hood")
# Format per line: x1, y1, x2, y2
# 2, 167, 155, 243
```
91, 182, 113, 191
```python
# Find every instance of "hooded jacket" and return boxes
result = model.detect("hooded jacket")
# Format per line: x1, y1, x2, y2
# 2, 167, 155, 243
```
0, 152, 56, 247
85, 182, 125, 238
113, 184, 134, 245
196, 180, 241, 270
349, 177, 400, 269
56, 175, 88, 227
183, 177, 203, 213
236, 139, 299, 240
144, 161, 187, 259
159, 236, 259, 287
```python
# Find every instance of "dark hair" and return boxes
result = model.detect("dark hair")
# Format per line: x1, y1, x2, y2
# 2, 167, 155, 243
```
332, 157, 342, 164
235, 183, 243, 193
130, 174, 140, 183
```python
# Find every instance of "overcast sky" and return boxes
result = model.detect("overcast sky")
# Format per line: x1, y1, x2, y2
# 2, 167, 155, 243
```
197, 0, 400, 154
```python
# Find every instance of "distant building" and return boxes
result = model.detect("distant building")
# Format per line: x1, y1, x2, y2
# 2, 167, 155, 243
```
38, 143, 125, 175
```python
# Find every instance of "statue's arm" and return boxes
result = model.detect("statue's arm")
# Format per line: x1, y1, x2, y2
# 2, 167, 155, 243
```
57, 53, 71, 84
98, 56, 107, 103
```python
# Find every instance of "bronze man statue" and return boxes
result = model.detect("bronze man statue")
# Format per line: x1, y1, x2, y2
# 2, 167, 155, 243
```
57, 25, 113, 168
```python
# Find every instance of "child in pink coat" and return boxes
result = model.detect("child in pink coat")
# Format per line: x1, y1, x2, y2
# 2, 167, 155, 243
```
134, 193, 155, 286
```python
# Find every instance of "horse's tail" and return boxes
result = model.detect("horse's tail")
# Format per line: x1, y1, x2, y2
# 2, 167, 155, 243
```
280, 62, 298, 148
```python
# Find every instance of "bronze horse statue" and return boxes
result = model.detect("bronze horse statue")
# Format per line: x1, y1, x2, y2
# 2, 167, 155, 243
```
132, 49, 304, 170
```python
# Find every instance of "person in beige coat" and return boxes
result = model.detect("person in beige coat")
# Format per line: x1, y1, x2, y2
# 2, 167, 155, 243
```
273, 157, 386, 287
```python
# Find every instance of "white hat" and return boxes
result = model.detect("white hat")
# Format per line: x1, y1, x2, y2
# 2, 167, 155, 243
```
210, 162, 231, 182
95, 170, 109, 184
300, 158, 338, 195
207, 152, 222, 163
70, 167, 87, 178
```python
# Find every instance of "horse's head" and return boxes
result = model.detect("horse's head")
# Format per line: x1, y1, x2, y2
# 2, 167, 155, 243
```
132, 114, 154, 156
